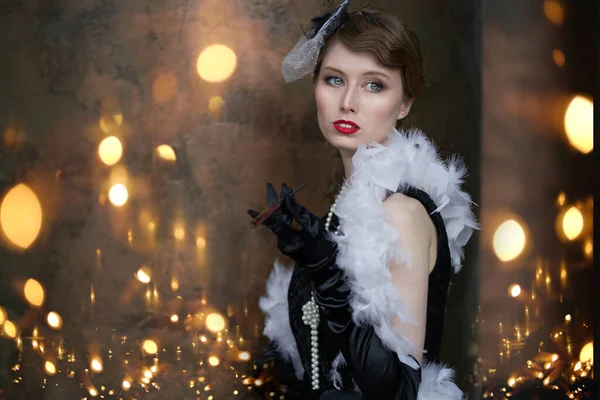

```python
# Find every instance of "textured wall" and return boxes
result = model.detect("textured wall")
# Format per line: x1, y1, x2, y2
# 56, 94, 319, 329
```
0, 0, 481, 397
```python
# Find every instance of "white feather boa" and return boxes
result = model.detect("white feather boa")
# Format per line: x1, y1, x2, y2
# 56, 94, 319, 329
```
259, 128, 479, 399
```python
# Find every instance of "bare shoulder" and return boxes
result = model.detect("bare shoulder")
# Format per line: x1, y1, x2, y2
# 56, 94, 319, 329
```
382, 192, 437, 271
382, 192, 432, 227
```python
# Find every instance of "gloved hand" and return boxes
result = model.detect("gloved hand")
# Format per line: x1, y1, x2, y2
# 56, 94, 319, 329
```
247, 183, 337, 268
248, 183, 350, 329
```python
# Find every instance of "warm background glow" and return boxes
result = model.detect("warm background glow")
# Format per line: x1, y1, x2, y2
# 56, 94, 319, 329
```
108, 184, 128, 207
564, 95, 593, 154
205, 313, 225, 333
196, 44, 237, 83
98, 136, 123, 166
561, 206, 584, 241
1, 183, 43, 249
24, 278, 45, 307
493, 219, 526, 262
156, 145, 176, 161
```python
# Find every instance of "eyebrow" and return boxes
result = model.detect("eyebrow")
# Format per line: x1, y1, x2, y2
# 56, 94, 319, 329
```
321, 66, 391, 80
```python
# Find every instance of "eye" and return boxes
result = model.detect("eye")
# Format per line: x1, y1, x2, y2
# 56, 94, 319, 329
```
325, 76, 344, 86
366, 81, 384, 92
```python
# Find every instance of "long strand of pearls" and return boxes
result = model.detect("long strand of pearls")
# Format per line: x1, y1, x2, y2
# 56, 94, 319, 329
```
302, 292, 320, 390
301, 183, 347, 391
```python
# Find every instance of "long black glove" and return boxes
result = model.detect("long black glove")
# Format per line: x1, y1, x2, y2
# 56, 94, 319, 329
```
249, 184, 421, 400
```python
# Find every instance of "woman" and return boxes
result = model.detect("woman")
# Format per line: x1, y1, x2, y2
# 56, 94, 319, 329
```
248, 2, 478, 399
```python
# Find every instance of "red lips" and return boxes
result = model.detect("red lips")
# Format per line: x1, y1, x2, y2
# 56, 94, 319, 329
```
333, 120, 360, 135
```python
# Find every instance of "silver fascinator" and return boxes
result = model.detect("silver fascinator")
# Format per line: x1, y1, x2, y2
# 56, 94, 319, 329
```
281, 0, 351, 83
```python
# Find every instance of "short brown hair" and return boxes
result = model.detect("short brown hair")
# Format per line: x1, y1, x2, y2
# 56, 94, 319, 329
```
313, 7, 426, 100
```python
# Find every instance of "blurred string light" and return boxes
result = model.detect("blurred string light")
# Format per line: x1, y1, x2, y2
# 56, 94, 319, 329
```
552, 49, 565, 67
99, 114, 123, 134
24, 278, 44, 307
143, 339, 158, 355
564, 95, 593, 154
206, 313, 225, 333
156, 145, 176, 161
46, 311, 63, 330
136, 267, 152, 283
0, 306, 6, 325
509, 284, 521, 298
562, 207, 583, 240
543, 0, 564, 25
98, 136, 123, 166
0, 183, 43, 250
579, 341, 593, 363
196, 44, 237, 83
493, 219, 527, 262
108, 184, 128, 207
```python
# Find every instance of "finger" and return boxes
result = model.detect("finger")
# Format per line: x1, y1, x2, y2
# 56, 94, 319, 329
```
266, 183, 278, 206
247, 209, 259, 218
283, 196, 321, 236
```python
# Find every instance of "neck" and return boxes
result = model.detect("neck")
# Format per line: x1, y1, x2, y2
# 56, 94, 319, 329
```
340, 148, 355, 181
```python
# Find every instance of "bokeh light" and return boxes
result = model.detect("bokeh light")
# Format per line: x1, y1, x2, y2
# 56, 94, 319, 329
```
579, 341, 593, 363
90, 357, 103, 372
208, 356, 220, 366
552, 49, 565, 67
136, 267, 152, 283
562, 206, 583, 240
493, 219, 526, 262
156, 145, 176, 161
44, 361, 56, 375
99, 114, 123, 134
0, 306, 6, 325
108, 184, 128, 207
509, 284, 521, 298
206, 313, 226, 333
1, 183, 43, 249
24, 278, 45, 307
3, 320, 17, 338
196, 44, 237, 83
543, 0, 564, 25
47, 311, 63, 330
98, 136, 123, 166
143, 339, 158, 355
564, 95, 593, 154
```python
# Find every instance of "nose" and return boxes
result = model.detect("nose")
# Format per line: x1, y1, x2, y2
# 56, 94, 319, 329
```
340, 87, 358, 113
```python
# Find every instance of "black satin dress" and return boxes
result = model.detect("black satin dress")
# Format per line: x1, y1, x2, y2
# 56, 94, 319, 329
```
254, 188, 452, 400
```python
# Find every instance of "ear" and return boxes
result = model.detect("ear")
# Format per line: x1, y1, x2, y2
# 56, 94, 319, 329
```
396, 97, 415, 120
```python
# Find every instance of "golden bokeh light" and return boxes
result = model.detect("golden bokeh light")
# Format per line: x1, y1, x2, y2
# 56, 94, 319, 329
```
543, 0, 564, 25
152, 73, 178, 103
1, 183, 43, 249
144, 368, 153, 379
143, 339, 158, 354
136, 267, 152, 283
509, 284, 521, 298
196, 44, 237, 83
0, 306, 6, 325
24, 278, 45, 307
557, 192, 566, 206
3, 320, 17, 338
171, 314, 179, 323
47, 311, 63, 330
206, 313, 226, 333
196, 237, 207, 249
238, 351, 250, 361
89, 387, 98, 397
90, 357, 103, 372
156, 144, 176, 161
171, 277, 179, 292
208, 96, 225, 115
564, 95, 593, 154
552, 49, 565, 67
562, 206, 583, 240
174, 226, 185, 240
493, 219, 526, 262
98, 136, 123, 166
584, 238, 593, 259
579, 342, 593, 363
122, 380, 132, 390
44, 360, 56, 375
108, 184, 128, 207
208, 356, 220, 366
99, 114, 123, 134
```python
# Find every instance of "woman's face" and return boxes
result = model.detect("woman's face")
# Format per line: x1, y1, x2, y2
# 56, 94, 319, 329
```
314, 40, 413, 154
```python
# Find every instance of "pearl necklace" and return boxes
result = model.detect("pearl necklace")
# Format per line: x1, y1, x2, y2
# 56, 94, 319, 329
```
301, 184, 346, 391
